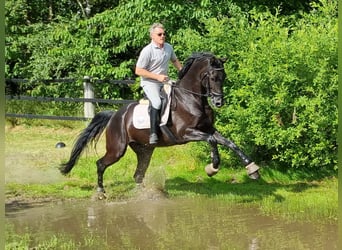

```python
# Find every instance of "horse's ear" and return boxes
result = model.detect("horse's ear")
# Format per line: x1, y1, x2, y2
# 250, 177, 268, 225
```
220, 57, 227, 64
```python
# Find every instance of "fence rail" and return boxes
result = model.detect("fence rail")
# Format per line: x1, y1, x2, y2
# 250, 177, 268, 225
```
5, 113, 89, 121
5, 95, 135, 105
5, 77, 136, 121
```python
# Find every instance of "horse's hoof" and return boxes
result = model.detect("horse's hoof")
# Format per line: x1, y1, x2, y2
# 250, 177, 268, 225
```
205, 164, 219, 177
246, 162, 260, 180
96, 187, 107, 200
97, 192, 107, 200
249, 171, 260, 180
133, 183, 144, 193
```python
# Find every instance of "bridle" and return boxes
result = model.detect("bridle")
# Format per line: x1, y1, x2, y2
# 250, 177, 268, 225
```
169, 66, 225, 98
202, 67, 225, 99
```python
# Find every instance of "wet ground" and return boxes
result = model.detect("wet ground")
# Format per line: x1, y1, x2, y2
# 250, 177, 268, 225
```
6, 196, 338, 249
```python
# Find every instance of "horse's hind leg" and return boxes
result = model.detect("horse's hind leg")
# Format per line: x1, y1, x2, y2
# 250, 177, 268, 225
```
130, 143, 155, 184
96, 156, 111, 194
96, 143, 127, 198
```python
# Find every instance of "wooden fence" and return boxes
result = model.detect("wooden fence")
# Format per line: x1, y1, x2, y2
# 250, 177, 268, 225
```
5, 76, 136, 121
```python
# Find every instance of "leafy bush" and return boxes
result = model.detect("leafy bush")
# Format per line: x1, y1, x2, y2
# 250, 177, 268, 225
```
181, 1, 337, 173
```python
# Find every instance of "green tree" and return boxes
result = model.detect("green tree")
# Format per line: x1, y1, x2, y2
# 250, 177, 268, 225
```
5, 0, 337, 173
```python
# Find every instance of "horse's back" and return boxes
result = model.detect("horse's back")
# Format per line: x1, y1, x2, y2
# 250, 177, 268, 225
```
105, 102, 147, 142
107, 102, 137, 129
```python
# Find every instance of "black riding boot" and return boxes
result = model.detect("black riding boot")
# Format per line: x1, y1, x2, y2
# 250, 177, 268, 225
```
149, 107, 160, 144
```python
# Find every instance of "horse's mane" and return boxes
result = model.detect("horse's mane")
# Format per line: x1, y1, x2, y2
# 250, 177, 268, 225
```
178, 52, 215, 80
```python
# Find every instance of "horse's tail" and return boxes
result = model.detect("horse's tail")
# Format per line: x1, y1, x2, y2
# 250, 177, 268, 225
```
60, 110, 114, 175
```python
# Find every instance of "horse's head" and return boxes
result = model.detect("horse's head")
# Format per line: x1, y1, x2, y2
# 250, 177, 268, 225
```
202, 56, 227, 108
178, 53, 227, 108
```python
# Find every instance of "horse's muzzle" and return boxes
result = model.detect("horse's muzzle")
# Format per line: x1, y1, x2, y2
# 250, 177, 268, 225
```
212, 96, 224, 108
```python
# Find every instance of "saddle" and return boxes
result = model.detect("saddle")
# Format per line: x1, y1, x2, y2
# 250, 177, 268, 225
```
133, 83, 173, 129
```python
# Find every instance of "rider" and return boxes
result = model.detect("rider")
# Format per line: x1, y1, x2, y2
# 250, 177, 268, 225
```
135, 23, 182, 144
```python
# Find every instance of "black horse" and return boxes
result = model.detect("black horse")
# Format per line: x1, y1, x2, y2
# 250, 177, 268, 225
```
60, 52, 260, 197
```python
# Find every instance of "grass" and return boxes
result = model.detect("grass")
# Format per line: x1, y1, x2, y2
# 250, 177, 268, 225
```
5, 122, 338, 223
5, 223, 111, 250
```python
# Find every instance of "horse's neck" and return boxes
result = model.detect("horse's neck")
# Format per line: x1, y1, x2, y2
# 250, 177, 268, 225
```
174, 74, 207, 108
175, 61, 209, 104
179, 73, 203, 92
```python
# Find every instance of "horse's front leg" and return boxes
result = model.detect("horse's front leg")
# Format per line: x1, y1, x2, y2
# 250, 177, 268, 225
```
204, 136, 221, 177
130, 143, 155, 185
213, 131, 260, 179
183, 129, 222, 176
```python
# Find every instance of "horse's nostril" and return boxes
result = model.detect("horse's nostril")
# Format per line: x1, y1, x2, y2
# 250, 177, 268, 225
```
215, 101, 223, 107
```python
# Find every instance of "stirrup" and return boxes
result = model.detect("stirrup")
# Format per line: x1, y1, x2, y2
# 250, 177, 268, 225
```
149, 133, 158, 144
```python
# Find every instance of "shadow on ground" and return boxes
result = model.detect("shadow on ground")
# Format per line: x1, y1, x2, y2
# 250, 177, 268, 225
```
165, 176, 319, 203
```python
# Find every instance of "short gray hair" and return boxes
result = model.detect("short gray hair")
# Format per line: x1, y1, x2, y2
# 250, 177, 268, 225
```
149, 23, 164, 36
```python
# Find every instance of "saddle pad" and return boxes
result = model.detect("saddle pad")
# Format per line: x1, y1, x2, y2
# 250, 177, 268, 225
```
133, 84, 172, 129
133, 105, 150, 129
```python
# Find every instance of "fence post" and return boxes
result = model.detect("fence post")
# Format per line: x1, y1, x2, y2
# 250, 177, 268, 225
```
83, 76, 95, 118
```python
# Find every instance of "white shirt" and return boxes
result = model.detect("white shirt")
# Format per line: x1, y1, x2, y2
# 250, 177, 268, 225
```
136, 42, 177, 87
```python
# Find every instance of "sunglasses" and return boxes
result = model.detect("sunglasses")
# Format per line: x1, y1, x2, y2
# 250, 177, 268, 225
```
156, 33, 166, 37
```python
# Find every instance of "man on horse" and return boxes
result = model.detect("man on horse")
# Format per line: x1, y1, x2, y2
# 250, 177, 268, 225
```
135, 23, 182, 144
61, 52, 260, 197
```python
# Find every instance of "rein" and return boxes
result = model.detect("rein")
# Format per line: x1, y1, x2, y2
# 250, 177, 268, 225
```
168, 82, 209, 97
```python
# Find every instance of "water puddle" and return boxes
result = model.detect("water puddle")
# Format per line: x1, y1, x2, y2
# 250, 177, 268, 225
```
6, 197, 337, 249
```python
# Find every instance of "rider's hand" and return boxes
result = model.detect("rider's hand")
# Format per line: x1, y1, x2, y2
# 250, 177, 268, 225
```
157, 75, 169, 83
